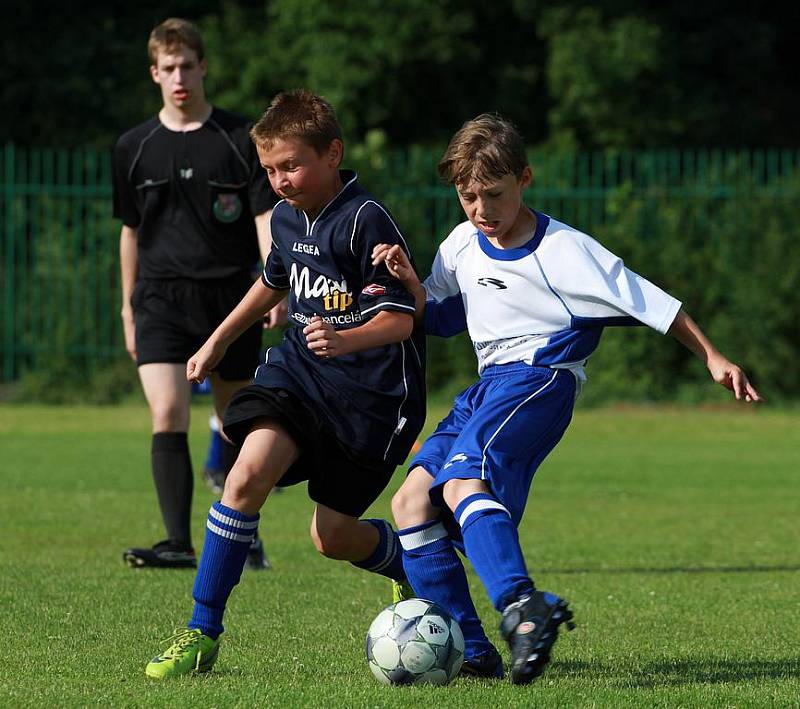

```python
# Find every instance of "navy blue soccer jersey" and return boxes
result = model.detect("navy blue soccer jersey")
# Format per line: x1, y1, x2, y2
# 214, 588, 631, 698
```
255, 170, 426, 466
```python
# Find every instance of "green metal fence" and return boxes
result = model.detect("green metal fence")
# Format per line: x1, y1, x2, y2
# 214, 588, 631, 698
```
2, 143, 799, 382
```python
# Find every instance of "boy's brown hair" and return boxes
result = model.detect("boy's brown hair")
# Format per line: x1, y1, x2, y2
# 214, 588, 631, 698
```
148, 18, 205, 64
438, 113, 528, 186
250, 90, 342, 155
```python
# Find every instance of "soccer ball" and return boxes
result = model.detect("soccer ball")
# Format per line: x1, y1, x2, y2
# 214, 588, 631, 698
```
366, 598, 464, 685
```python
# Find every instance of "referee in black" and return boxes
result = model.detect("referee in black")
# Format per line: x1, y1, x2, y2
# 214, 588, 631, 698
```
113, 18, 277, 569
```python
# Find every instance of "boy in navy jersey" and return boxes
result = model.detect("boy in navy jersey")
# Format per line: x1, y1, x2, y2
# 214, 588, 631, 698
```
145, 90, 426, 679
373, 113, 761, 685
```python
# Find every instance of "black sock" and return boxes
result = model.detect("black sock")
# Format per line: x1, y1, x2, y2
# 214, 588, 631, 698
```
151, 432, 193, 548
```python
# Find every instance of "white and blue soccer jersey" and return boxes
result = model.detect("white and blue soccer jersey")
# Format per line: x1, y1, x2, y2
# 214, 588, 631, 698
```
412, 210, 683, 521
423, 211, 682, 383
256, 170, 426, 466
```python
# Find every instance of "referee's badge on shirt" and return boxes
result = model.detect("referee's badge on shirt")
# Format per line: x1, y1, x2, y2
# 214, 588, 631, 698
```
213, 193, 243, 223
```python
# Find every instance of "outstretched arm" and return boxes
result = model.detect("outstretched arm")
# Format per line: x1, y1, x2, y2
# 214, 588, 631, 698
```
668, 309, 762, 402
371, 243, 426, 322
187, 280, 286, 383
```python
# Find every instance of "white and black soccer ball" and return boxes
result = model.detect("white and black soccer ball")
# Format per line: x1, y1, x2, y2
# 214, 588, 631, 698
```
366, 598, 465, 685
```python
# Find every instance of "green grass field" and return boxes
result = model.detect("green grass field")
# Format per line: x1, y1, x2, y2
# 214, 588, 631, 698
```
1, 403, 797, 707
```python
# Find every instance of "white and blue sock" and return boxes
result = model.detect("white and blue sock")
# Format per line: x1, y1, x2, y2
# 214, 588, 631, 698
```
399, 520, 494, 659
188, 501, 259, 639
456, 493, 534, 611
351, 519, 405, 581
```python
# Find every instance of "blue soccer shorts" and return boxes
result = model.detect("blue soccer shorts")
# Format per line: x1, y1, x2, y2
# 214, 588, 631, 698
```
410, 363, 576, 526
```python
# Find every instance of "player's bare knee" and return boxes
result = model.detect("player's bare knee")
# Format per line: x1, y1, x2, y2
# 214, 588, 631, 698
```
442, 477, 488, 513
224, 460, 270, 506
391, 485, 428, 528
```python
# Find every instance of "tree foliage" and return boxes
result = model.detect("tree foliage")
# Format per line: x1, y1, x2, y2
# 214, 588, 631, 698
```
4, 1, 798, 150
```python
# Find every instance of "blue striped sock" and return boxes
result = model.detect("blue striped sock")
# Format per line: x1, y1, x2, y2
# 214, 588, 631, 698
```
456, 493, 533, 611
399, 520, 493, 659
188, 502, 259, 639
351, 519, 405, 580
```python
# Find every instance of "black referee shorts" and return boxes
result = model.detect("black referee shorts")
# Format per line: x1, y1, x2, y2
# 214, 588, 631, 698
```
132, 275, 261, 381
223, 385, 396, 518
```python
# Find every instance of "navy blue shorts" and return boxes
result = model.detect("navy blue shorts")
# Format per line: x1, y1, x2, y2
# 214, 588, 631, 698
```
223, 384, 395, 518
410, 363, 576, 526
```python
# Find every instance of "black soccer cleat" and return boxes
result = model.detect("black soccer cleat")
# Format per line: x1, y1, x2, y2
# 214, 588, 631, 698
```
461, 645, 505, 679
123, 540, 197, 569
246, 536, 271, 570
499, 590, 574, 685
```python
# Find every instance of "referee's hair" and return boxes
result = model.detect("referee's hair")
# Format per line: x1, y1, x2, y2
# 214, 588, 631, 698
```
251, 90, 343, 156
438, 113, 528, 187
148, 18, 205, 64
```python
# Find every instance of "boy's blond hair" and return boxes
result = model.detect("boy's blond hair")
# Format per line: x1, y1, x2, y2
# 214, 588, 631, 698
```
438, 113, 528, 186
250, 90, 342, 155
148, 18, 205, 64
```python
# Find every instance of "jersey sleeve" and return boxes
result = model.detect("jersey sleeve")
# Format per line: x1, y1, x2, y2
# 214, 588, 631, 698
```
112, 137, 140, 228
547, 231, 682, 334
351, 202, 417, 320
422, 236, 467, 337
261, 216, 289, 290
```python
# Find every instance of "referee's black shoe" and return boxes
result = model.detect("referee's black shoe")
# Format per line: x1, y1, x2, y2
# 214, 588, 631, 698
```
123, 540, 197, 569
500, 590, 574, 684
246, 535, 271, 570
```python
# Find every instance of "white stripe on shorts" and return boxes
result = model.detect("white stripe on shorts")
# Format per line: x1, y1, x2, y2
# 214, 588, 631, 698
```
457, 499, 509, 529
399, 522, 448, 551
481, 369, 559, 479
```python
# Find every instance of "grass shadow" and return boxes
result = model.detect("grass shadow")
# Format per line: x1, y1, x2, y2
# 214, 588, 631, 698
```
541, 564, 800, 575
553, 658, 800, 687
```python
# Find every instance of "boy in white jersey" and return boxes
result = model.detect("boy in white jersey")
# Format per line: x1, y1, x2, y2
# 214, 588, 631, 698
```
372, 113, 761, 685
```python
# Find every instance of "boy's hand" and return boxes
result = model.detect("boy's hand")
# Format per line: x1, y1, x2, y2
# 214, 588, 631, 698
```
187, 338, 228, 383
371, 244, 418, 285
304, 316, 346, 359
707, 353, 763, 402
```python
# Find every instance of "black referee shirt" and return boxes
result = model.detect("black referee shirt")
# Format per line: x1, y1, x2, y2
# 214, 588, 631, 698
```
113, 108, 276, 280
257, 170, 426, 466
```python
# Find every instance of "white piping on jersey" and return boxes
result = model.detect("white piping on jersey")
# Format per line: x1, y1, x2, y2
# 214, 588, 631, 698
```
407, 337, 422, 369
206, 117, 250, 171
532, 249, 574, 321
127, 123, 163, 183
305, 173, 359, 236
457, 498, 509, 528
360, 301, 416, 317
383, 341, 409, 461
262, 273, 284, 289
349, 200, 412, 258
253, 346, 273, 379
480, 369, 559, 480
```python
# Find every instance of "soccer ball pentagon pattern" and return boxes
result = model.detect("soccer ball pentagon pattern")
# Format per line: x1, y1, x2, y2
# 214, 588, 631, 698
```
366, 598, 465, 685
